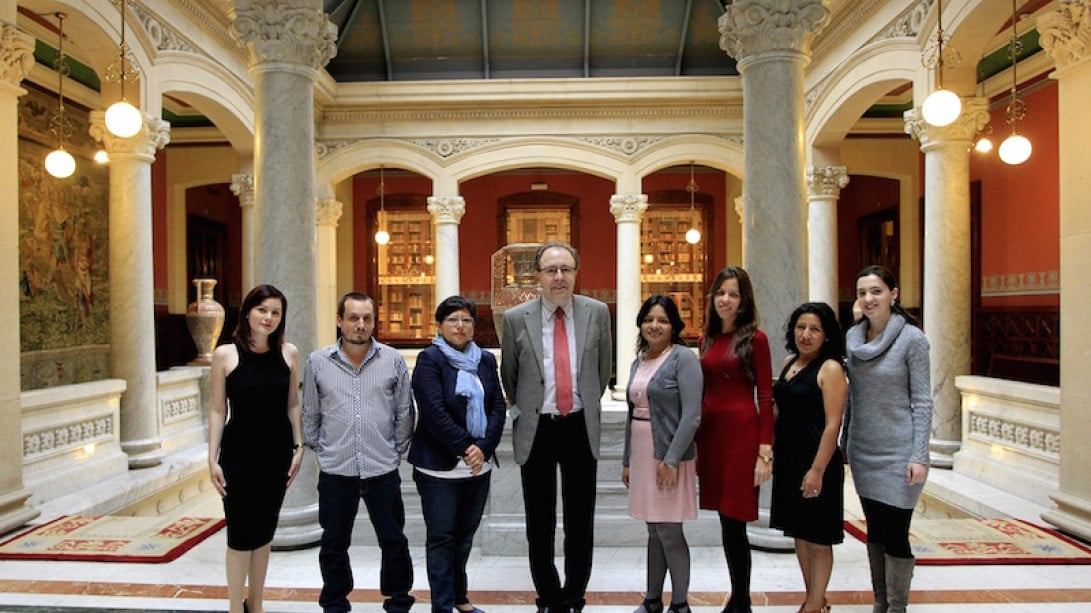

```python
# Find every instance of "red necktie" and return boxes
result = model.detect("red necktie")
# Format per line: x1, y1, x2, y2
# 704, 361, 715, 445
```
553, 307, 573, 415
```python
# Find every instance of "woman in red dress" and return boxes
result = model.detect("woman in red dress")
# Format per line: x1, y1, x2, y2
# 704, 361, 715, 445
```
696, 267, 773, 613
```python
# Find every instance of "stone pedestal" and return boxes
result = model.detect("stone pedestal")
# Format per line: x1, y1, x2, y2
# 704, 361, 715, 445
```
904, 100, 988, 468
90, 112, 172, 469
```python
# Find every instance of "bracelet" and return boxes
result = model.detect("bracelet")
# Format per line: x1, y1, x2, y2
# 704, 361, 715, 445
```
758, 453, 774, 464
293, 443, 303, 451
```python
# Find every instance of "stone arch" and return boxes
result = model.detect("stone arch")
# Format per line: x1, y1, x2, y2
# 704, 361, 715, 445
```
155, 56, 254, 155
315, 139, 446, 197
629, 134, 745, 181
444, 137, 629, 187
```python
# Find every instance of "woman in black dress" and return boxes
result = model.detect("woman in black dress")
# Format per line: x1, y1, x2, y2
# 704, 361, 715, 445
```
770, 303, 847, 613
208, 284, 304, 613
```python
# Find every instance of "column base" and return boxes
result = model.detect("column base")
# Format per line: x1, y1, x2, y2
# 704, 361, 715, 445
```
121, 437, 165, 469
747, 507, 794, 552
929, 438, 961, 468
0, 488, 41, 537
272, 455, 322, 550
1042, 490, 1091, 543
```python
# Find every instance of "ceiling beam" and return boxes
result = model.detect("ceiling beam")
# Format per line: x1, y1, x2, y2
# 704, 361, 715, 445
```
481, 0, 490, 79
376, 0, 393, 80
676, 0, 694, 76
583, 0, 592, 77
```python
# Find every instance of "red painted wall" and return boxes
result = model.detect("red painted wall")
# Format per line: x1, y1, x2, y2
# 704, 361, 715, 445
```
837, 175, 900, 302
151, 152, 167, 307
970, 82, 1059, 308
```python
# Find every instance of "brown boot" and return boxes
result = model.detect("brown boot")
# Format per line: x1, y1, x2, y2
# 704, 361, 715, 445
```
884, 554, 915, 613
866, 543, 887, 613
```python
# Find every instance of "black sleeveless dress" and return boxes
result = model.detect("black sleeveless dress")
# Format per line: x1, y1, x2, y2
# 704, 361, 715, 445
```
220, 346, 293, 550
770, 358, 844, 545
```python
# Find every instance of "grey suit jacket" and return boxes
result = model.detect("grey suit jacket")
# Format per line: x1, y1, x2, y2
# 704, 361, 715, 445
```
501, 295, 613, 465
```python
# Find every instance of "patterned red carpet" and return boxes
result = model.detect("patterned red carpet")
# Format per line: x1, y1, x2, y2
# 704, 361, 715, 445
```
0, 515, 225, 563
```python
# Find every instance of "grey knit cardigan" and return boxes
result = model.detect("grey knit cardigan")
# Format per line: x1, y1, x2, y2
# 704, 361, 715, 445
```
842, 314, 932, 510
623, 345, 703, 468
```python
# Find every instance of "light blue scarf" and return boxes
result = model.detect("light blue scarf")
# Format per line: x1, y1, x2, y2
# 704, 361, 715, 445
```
432, 335, 486, 438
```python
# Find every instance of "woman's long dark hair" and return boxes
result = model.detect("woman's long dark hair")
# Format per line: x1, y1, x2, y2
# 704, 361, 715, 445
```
701, 266, 759, 382
635, 294, 686, 355
854, 265, 921, 328
783, 302, 846, 364
233, 284, 287, 351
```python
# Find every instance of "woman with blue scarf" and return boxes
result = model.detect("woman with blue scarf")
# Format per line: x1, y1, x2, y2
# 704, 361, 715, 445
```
410, 295, 508, 613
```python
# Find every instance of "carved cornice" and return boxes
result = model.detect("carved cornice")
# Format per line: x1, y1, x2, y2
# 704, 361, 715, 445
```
90, 113, 172, 161
174, 0, 238, 50
609, 194, 649, 224
1038, 0, 1091, 71
967, 410, 1060, 460
409, 138, 500, 158
231, 173, 255, 207
130, 3, 196, 53
1, 22, 35, 88
578, 136, 664, 156
230, 1, 337, 70
807, 166, 850, 197
427, 196, 466, 224
903, 99, 989, 150
322, 104, 741, 125
24, 416, 114, 459
315, 198, 343, 225
813, 0, 890, 58
719, 0, 831, 62
162, 394, 200, 424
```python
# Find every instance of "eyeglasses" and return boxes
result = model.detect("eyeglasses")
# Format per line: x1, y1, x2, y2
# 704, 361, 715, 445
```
539, 266, 576, 276
443, 316, 475, 326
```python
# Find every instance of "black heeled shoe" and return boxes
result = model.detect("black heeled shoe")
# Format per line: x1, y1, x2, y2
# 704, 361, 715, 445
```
242, 599, 249, 613
634, 597, 664, 613
668, 601, 691, 613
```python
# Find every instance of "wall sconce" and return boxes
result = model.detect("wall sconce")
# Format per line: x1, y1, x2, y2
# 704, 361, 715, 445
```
684, 161, 701, 245
44, 12, 75, 179
374, 165, 390, 245
921, 0, 962, 127
998, 0, 1032, 165
104, 0, 142, 138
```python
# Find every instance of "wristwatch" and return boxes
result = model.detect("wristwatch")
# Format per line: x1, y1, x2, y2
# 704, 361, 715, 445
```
758, 453, 774, 464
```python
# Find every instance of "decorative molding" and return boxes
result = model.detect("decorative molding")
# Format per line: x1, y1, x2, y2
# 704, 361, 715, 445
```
230, 1, 337, 70
967, 411, 1060, 460
609, 194, 649, 224
578, 136, 664, 156
89, 114, 172, 160
1, 21, 35, 87
410, 137, 500, 158
315, 198, 343, 225
812, 0, 890, 59
1038, 0, 1091, 71
806, 166, 849, 197
427, 196, 466, 223
130, 3, 196, 53
161, 394, 200, 424
314, 139, 357, 160
872, 0, 933, 43
24, 416, 114, 460
174, 0, 239, 51
719, 0, 831, 61
231, 173, 255, 208
981, 270, 1060, 297
322, 105, 741, 124
903, 99, 989, 149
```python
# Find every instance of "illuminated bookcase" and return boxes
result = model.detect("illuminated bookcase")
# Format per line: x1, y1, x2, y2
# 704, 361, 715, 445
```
376, 210, 436, 341
640, 207, 706, 337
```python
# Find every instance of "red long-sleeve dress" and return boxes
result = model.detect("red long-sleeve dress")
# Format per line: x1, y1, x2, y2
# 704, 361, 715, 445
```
696, 330, 774, 521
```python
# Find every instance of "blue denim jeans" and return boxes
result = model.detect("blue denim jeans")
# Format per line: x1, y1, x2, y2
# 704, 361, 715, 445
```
318, 470, 415, 613
413, 469, 491, 613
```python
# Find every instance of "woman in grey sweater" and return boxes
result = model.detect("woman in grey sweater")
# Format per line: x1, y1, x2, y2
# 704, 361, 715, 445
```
623, 295, 703, 613
843, 265, 932, 613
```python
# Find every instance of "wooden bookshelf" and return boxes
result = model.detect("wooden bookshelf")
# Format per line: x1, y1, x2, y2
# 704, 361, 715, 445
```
640, 206, 706, 337
376, 209, 436, 341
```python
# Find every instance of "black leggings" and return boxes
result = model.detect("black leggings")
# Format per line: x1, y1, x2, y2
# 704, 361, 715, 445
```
718, 514, 751, 607
860, 497, 914, 558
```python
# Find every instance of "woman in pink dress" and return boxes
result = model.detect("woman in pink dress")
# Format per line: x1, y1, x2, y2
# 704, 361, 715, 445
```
623, 295, 703, 613
696, 267, 774, 613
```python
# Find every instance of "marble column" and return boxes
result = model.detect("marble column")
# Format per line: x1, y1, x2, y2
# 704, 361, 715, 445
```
427, 195, 465, 301
230, 172, 255, 291
89, 113, 172, 468
610, 194, 648, 397
806, 166, 849, 308
719, 0, 829, 370
1039, 0, 1091, 541
315, 198, 342, 347
0, 18, 41, 535
904, 100, 988, 468
231, 0, 336, 548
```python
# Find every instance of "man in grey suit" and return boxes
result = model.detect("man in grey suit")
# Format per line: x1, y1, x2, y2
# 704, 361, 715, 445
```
501, 241, 613, 613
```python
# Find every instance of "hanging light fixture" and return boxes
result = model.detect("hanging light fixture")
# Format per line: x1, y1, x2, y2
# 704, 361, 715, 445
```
684, 162, 701, 245
93, 149, 110, 164
921, 0, 962, 127
103, 0, 142, 138
374, 165, 391, 245
44, 12, 75, 179
998, 0, 1032, 165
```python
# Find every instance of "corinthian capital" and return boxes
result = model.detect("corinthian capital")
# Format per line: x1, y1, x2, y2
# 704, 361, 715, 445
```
610, 194, 649, 224
231, 0, 338, 70
89, 113, 171, 162
807, 166, 849, 197
1038, 0, 1091, 71
315, 198, 343, 225
904, 99, 989, 151
1, 22, 35, 88
427, 196, 466, 224
231, 173, 255, 208
719, 0, 830, 62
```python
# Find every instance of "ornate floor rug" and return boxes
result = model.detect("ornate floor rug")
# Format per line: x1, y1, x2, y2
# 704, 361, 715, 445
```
845, 518, 1091, 565
0, 515, 225, 563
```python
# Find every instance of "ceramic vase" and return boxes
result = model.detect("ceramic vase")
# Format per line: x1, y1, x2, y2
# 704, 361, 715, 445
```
185, 278, 225, 365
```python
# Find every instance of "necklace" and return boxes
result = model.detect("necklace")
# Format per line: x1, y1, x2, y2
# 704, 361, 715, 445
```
787, 359, 811, 378
644, 345, 673, 361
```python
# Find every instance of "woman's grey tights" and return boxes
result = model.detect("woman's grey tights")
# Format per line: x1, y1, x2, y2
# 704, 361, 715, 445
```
645, 521, 690, 605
